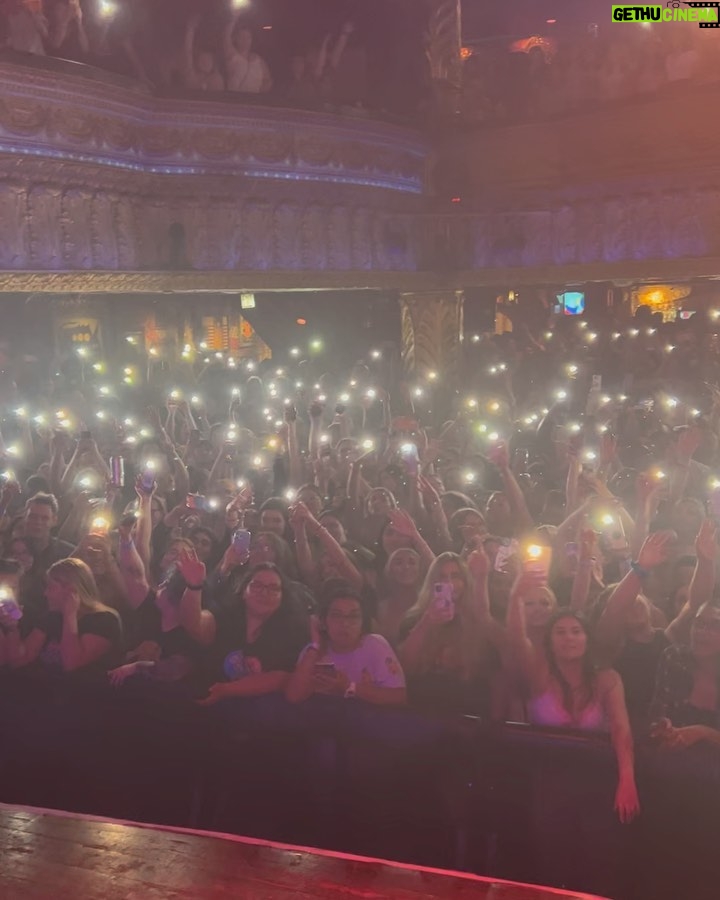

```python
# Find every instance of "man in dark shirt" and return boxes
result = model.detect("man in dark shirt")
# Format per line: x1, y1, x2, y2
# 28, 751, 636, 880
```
22, 493, 74, 617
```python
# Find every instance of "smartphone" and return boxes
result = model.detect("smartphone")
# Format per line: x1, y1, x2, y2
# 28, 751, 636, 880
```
314, 663, 336, 676
599, 514, 627, 552
109, 456, 125, 488
495, 539, 519, 572
522, 544, 552, 578
186, 493, 209, 512
139, 470, 155, 494
400, 442, 420, 477
232, 529, 252, 556
433, 582, 455, 616
0, 597, 22, 621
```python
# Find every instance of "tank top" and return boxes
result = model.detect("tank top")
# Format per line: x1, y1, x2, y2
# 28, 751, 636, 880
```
528, 687, 607, 731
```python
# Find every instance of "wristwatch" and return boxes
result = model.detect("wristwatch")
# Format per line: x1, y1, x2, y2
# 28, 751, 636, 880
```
344, 681, 357, 699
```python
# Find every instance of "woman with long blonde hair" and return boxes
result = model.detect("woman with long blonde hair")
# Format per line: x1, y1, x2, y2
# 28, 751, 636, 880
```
10, 558, 123, 674
397, 548, 499, 715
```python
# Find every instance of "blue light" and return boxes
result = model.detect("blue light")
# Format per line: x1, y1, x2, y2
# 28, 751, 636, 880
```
0, 141, 422, 194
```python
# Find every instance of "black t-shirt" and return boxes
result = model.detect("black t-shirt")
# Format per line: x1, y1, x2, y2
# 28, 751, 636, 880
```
615, 629, 670, 726
208, 599, 309, 684
130, 592, 201, 661
34, 609, 123, 674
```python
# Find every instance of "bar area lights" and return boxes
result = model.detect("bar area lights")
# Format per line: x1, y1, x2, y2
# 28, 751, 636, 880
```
241, 293, 256, 310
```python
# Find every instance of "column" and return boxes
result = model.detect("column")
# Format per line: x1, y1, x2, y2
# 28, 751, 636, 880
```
425, 0, 463, 116
399, 290, 464, 381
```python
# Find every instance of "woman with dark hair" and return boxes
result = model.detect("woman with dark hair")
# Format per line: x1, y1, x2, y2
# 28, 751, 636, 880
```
286, 580, 406, 706
178, 559, 310, 705
506, 569, 639, 823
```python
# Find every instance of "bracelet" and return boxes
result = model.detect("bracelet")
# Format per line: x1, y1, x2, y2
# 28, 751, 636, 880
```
630, 561, 650, 579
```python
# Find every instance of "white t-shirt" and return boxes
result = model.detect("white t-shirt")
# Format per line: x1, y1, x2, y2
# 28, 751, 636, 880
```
226, 52, 269, 93
300, 634, 406, 689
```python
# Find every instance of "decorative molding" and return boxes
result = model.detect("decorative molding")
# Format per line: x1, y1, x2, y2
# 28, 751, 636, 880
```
0, 60, 427, 195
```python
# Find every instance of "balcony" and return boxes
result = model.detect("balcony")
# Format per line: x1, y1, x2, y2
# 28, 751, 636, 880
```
0, 52, 428, 288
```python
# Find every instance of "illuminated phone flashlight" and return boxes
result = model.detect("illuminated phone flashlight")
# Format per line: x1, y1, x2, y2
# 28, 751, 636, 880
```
428, 371, 438, 381
290, 347, 300, 357
526, 544, 543, 559
99, 386, 110, 396
349, 380, 357, 387
252, 455, 264, 467
169, 390, 181, 401
274, 420, 283, 429
96, 411, 106, 421
489, 366, 498, 375
488, 431, 500, 442
583, 450, 597, 463
191, 395, 201, 406
523, 416, 535, 426
79, 475, 94, 489
285, 488, 297, 502
148, 347, 158, 357
236, 479, 246, 489
1, 471, 14, 482
126, 335, 137, 345
267, 437, 279, 450
413, 387, 424, 398
611, 332, 621, 341
125, 435, 137, 445
294, 381, 303, 390
654, 469, 667, 481
310, 339, 323, 352
365, 389, 377, 400
471, 334, 481, 343
98, 0, 118, 18
5, 445, 18, 457
371, 350, 381, 360
139, 428, 151, 439
320, 434, 330, 445
690, 408, 701, 418
544, 332, 553, 341
617, 394, 628, 402
275, 368, 285, 377
587, 332, 598, 342
601, 514, 615, 527
477, 423, 487, 434
647, 328, 656, 336
464, 471, 476, 484
362, 439, 375, 451
566, 364, 578, 376
14, 407, 26, 419
318, 394, 327, 403
598, 424, 609, 434
227, 430, 238, 443
231, 387, 241, 398
466, 397, 478, 409
245, 361, 255, 372
568, 422, 581, 433
227, 359, 237, 369
578, 321, 588, 330
600, 395, 612, 405
628, 329, 639, 338
76, 347, 88, 358
199, 342, 208, 351
213, 352, 223, 361
665, 397, 678, 409
489, 401, 500, 413
92, 362, 105, 374
91, 516, 109, 534
555, 390, 568, 401
712, 478, 720, 491
339, 393, 350, 403
206, 498, 219, 511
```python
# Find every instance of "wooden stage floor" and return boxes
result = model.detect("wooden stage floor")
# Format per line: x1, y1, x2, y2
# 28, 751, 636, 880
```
0, 804, 606, 899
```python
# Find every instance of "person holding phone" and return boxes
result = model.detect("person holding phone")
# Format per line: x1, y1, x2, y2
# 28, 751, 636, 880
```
397, 551, 495, 715
286, 582, 406, 707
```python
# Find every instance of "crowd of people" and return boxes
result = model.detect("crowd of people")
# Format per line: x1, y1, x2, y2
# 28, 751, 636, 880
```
463, 25, 719, 124
0, 297, 719, 852
0, 0, 427, 114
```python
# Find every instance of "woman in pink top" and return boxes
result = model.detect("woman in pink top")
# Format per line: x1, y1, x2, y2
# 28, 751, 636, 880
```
507, 570, 640, 824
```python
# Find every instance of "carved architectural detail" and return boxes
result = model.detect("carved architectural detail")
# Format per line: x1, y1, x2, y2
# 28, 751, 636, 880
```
400, 291, 463, 380
425, 0, 463, 115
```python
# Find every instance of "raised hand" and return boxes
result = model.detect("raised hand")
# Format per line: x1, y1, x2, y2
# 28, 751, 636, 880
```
176, 548, 205, 588
388, 508, 419, 539
636, 530, 676, 570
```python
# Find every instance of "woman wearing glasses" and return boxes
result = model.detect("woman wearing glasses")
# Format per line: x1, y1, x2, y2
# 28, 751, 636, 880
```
177, 556, 310, 705
286, 580, 407, 706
